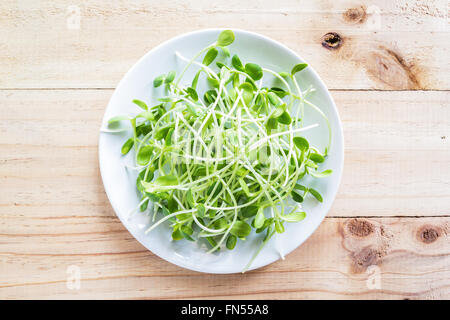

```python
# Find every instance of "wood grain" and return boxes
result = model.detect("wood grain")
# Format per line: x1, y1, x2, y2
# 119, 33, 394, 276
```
1, 90, 448, 218
0, 0, 449, 300
0, 217, 448, 299
0, 0, 448, 89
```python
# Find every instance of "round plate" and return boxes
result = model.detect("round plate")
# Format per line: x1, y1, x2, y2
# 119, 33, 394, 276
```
99, 29, 344, 274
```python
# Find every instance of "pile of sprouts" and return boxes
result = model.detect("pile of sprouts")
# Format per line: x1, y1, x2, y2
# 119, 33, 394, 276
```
105, 30, 332, 271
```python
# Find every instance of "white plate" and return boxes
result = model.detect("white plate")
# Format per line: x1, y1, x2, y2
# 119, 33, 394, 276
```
99, 29, 344, 274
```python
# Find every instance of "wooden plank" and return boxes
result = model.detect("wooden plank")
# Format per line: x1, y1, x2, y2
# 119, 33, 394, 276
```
0, 217, 448, 299
0, 0, 448, 89
332, 90, 450, 217
1, 90, 448, 217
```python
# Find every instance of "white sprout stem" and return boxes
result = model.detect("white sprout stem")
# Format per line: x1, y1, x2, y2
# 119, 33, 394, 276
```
206, 173, 239, 254
247, 124, 319, 151
126, 197, 149, 221
175, 51, 219, 82
192, 214, 226, 234
174, 44, 215, 86
272, 207, 285, 260
238, 90, 291, 187
145, 209, 196, 234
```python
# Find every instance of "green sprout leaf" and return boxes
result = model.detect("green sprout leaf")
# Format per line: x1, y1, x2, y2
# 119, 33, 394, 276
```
270, 87, 288, 98
238, 178, 251, 197
154, 175, 178, 186
207, 77, 220, 88
275, 219, 285, 233
254, 208, 265, 229
203, 48, 218, 66
310, 153, 325, 163
186, 189, 195, 207
197, 203, 205, 218
293, 136, 309, 151
309, 188, 323, 202
280, 211, 306, 222
186, 87, 198, 101
291, 190, 304, 203
226, 235, 237, 250
241, 206, 259, 218
191, 71, 201, 89
140, 198, 149, 212
291, 63, 308, 76
121, 138, 134, 155
309, 169, 333, 178
265, 117, 278, 131
164, 128, 174, 146
277, 111, 292, 125
217, 30, 235, 46
204, 90, 217, 105
267, 92, 280, 106
216, 62, 227, 69
136, 146, 153, 165
108, 115, 130, 124
137, 110, 155, 121
181, 225, 194, 236
132, 99, 148, 110
230, 221, 251, 237
172, 228, 184, 240
245, 63, 263, 81
154, 125, 173, 140
232, 54, 244, 71
220, 46, 231, 57
165, 71, 176, 84
153, 75, 165, 87
238, 82, 254, 106
272, 104, 286, 118
294, 184, 308, 192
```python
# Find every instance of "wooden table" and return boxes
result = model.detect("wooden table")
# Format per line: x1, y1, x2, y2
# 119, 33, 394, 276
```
1, 0, 449, 299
